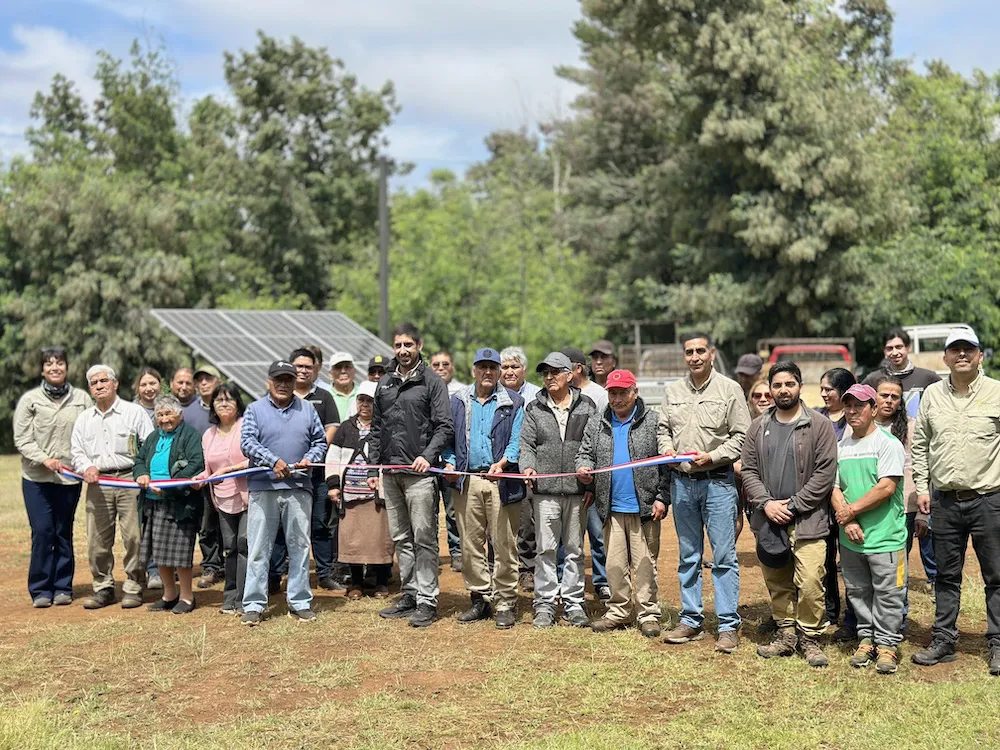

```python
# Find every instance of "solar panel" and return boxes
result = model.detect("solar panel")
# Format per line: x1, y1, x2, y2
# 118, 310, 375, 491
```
150, 309, 393, 398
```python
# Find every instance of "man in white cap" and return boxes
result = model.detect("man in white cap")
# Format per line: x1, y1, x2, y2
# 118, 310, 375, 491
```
911, 325, 1000, 676
328, 352, 359, 420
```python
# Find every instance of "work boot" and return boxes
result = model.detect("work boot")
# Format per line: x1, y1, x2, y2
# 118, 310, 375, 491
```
457, 593, 492, 624
850, 638, 877, 668
663, 623, 705, 644
82, 588, 116, 610
756, 627, 797, 659
989, 643, 1000, 676
495, 608, 516, 629
799, 635, 829, 667
640, 621, 661, 638
715, 629, 739, 654
911, 638, 957, 666
408, 603, 437, 628
590, 618, 628, 633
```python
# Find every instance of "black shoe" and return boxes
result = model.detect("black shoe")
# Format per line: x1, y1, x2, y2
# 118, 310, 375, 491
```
596, 585, 611, 602
457, 594, 492, 624
495, 609, 516, 629
911, 639, 957, 666
408, 603, 437, 628
288, 607, 317, 623
148, 596, 179, 612
379, 594, 417, 620
172, 598, 196, 615
989, 644, 1000, 676
318, 576, 345, 591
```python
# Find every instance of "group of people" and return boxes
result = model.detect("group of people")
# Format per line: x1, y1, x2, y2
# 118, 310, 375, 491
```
12, 322, 999, 676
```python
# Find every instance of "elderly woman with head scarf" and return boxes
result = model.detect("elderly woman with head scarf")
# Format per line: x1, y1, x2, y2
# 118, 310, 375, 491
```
13, 346, 92, 607
134, 394, 205, 614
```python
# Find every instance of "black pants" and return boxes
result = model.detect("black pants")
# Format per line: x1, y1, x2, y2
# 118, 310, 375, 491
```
199, 488, 224, 575
932, 490, 1000, 646
218, 509, 247, 610
350, 564, 390, 589
517, 493, 536, 575
824, 525, 841, 624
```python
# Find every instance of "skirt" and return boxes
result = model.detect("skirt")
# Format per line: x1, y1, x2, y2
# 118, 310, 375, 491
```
141, 502, 199, 569
338, 498, 394, 565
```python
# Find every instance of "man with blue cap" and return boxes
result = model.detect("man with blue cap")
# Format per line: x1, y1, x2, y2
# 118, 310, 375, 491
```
442, 347, 526, 629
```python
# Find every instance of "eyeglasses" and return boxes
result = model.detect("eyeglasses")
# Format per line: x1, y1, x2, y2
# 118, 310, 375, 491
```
751, 393, 771, 401
541, 370, 565, 379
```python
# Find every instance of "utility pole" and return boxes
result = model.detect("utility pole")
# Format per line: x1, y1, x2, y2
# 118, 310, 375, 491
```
377, 155, 390, 343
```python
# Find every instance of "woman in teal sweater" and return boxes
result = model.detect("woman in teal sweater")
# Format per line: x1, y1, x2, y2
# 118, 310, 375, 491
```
134, 394, 205, 614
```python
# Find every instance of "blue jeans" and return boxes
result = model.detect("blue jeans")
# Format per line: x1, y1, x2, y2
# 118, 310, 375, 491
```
557, 503, 608, 588
672, 472, 741, 632
244, 488, 313, 614
23, 480, 80, 600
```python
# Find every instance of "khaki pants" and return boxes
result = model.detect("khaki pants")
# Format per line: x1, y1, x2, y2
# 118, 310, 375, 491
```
759, 531, 826, 638
86, 483, 143, 595
453, 475, 520, 610
604, 512, 661, 625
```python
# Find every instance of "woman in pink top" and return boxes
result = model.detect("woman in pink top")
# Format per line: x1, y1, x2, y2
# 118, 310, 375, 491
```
195, 383, 249, 614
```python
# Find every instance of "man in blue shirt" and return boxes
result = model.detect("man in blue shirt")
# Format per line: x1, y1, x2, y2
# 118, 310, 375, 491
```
239, 360, 328, 626
576, 369, 669, 637
443, 348, 526, 629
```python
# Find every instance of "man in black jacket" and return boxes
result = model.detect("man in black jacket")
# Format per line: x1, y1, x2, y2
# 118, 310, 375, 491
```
368, 323, 455, 628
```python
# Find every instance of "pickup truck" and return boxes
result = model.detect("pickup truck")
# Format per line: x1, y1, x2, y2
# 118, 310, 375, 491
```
758, 338, 856, 409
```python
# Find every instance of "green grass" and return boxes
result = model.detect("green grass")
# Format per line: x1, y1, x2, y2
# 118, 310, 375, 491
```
0, 454, 997, 749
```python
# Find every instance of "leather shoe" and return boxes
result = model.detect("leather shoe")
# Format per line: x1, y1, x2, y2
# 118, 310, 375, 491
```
82, 588, 116, 609
457, 594, 492, 624
911, 639, 957, 666
121, 593, 143, 609
640, 621, 661, 638
590, 617, 628, 633
495, 609, 516, 629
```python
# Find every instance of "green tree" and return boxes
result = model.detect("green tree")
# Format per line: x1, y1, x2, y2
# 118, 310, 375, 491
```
557, 0, 910, 349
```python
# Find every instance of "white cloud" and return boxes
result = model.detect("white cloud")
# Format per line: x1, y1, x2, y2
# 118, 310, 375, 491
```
0, 25, 98, 160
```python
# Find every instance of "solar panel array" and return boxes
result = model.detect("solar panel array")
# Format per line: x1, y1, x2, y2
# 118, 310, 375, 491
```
150, 309, 392, 398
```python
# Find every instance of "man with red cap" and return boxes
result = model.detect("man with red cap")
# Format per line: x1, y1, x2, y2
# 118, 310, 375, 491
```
576, 369, 671, 637
831, 383, 907, 673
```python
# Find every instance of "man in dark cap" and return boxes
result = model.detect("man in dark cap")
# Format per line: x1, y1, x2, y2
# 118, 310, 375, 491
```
367, 355, 388, 382
734, 353, 765, 398
589, 340, 618, 389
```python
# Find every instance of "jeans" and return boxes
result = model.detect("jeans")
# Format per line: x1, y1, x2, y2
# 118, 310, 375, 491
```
435, 477, 461, 559
243, 489, 313, 614
841, 547, 907, 649
384, 473, 440, 608
198, 487, 224, 575
931, 490, 1000, 646
824, 526, 841, 624
309, 480, 335, 578
23, 480, 80, 600
672, 472, 741, 632
557, 503, 608, 588
218, 509, 247, 611
533, 493, 585, 614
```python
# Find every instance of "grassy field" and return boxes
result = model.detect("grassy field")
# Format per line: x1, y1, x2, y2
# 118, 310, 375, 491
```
0, 453, 997, 749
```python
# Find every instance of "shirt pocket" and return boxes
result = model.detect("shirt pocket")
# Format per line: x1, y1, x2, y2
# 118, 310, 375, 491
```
966, 409, 1000, 442
112, 427, 136, 457
695, 400, 727, 431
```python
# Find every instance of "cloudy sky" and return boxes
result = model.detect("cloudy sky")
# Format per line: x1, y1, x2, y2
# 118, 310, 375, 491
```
1, 1, 998, 186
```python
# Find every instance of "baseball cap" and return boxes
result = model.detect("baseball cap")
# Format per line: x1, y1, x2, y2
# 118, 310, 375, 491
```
357, 380, 378, 399
368, 354, 388, 371
474, 347, 501, 365
329, 352, 354, 367
194, 364, 222, 380
944, 325, 980, 349
268, 360, 296, 378
734, 353, 764, 376
589, 340, 616, 357
561, 347, 587, 366
535, 352, 572, 373
843, 383, 878, 404
605, 369, 637, 390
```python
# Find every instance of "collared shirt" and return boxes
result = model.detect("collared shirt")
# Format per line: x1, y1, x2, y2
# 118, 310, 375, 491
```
71, 397, 154, 473
329, 384, 357, 422
610, 406, 640, 513
519, 381, 541, 402
467, 389, 524, 468
911, 370, 1000, 494
656, 369, 750, 471
14, 386, 92, 484
546, 392, 572, 439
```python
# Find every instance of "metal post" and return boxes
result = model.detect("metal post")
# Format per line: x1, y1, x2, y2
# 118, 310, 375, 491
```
378, 156, 390, 342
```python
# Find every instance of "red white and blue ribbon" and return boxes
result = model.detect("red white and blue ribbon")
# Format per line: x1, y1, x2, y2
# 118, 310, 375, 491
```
58, 453, 696, 491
